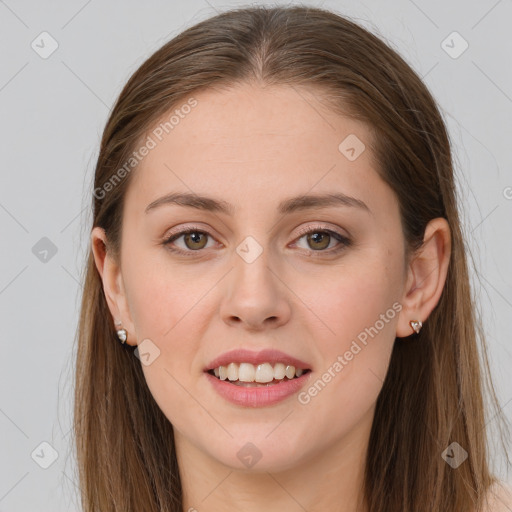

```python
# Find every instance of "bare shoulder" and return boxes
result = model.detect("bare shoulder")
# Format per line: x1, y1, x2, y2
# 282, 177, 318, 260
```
483, 481, 512, 512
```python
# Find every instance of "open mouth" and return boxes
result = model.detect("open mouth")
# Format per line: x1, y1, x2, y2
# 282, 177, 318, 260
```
206, 362, 312, 387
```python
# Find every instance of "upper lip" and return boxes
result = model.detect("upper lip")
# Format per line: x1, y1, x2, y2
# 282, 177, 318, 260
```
205, 349, 311, 371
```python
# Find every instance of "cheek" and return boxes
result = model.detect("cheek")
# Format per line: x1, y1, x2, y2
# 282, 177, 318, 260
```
306, 253, 402, 349
123, 246, 211, 340
121, 250, 215, 423
295, 267, 400, 444
299, 249, 403, 403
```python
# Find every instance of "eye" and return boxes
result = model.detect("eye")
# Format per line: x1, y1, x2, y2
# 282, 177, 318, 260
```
292, 225, 351, 255
163, 227, 217, 255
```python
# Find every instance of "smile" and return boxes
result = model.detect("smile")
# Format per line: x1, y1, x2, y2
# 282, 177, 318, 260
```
208, 362, 310, 386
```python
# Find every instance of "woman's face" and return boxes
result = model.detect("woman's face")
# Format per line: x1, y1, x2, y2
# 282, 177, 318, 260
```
106, 83, 411, 471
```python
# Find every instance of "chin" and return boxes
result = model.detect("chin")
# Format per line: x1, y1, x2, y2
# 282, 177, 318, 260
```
201, 433, 307, 473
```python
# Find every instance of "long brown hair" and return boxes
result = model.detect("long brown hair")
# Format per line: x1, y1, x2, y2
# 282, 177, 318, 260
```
74, 5, 510, 511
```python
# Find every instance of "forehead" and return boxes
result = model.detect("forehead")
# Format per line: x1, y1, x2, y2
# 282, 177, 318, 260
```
125, 83, 392, 216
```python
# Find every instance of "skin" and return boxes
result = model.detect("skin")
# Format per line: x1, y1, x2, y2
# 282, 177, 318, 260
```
91, 82, 451, 512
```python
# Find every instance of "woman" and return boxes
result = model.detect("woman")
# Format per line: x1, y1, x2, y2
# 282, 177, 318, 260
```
74, 5, 511, 511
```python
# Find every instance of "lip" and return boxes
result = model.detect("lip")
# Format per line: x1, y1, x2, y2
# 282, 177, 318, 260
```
205, 348, 311, 372
205, 370, 312, 407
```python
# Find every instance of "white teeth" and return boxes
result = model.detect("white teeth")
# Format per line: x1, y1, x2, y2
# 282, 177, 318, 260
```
285, 365, 295, 379
273, 362, 286, 380
238, 362, 255, 382
227, 362, 238, 381
255, 363, 274, 383
211, 362, 307, 382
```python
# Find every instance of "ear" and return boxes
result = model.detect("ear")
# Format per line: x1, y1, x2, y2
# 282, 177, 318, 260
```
396, 217, 451, 338
91, 227, 137, 346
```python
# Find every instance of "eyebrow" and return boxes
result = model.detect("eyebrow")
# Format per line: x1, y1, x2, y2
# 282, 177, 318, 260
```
145, 191, 371, 215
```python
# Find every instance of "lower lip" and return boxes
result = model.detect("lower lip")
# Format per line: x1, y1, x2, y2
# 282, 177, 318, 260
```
205, 371, 312, 407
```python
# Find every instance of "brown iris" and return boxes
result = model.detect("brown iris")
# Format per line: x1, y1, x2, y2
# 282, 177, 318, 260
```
183, 232, 208, 250
306, 231, 331, 250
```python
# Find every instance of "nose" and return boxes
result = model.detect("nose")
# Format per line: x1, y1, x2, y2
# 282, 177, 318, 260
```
219, 247, 292, 332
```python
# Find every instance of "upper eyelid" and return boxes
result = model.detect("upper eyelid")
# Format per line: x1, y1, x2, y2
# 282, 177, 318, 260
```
293, 224, 348, 238
164, 224, 219, 242
164, 222, 346, 238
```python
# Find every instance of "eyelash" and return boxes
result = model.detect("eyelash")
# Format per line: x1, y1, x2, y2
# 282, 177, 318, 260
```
162, 224, 352, 258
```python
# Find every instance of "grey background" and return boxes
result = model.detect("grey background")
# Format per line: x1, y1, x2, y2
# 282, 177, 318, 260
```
0, 0, 511, 510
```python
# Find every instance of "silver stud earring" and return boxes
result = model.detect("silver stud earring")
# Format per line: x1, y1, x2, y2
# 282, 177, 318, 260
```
114, 319, 127, 344
116, 327, 127, 344
409, 320, 423, 334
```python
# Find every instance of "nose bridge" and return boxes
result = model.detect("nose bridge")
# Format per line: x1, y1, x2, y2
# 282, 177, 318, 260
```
219, 233, 291, 329
231, 234, 277, 300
